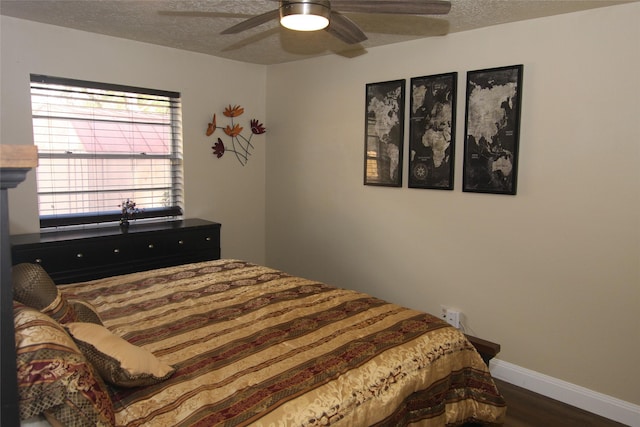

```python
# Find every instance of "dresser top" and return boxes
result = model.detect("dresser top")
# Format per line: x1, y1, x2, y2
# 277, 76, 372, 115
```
11, 218, 220, 246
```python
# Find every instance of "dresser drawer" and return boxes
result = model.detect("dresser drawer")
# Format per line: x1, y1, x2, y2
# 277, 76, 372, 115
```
13, 243, 92, 272
165, 228, 218, 252
11, 219, 221, 284
14, 236, 168, 267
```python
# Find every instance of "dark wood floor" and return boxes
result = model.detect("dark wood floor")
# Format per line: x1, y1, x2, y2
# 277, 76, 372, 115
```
493, 379, 627, 427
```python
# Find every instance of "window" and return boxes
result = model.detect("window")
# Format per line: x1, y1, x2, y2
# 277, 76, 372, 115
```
30, 75, 183, 228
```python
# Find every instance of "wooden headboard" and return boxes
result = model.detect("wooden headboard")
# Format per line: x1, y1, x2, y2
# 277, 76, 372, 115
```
1, 145, 38, 426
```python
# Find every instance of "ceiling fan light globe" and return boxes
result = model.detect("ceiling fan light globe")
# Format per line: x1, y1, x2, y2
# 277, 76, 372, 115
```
281, 14, 329, 31
280, 1, 330, 31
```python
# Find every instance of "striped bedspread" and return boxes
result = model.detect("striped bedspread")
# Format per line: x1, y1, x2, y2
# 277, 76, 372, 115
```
61, 259, 506, 426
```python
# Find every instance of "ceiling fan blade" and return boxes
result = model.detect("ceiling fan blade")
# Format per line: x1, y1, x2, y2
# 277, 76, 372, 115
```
326, 11, 368, 44
331, 0, 451, 15
220, 9, 280, 34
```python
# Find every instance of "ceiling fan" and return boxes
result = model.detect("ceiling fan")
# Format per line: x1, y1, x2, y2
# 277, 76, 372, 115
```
220, 0, 452, 45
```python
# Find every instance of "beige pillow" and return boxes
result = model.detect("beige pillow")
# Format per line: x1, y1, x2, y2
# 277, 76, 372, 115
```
66, 322, 175, 388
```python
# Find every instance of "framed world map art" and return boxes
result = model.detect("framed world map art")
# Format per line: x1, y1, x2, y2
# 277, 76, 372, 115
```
409, 72, 457, 190
364, 79, 405, 187
463, 65, 523, 195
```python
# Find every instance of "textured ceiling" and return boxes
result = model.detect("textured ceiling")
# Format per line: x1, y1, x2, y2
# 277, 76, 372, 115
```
0, 0, 633, 65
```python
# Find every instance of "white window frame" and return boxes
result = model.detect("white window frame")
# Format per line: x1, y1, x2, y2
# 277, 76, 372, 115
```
30, 75, 183, 228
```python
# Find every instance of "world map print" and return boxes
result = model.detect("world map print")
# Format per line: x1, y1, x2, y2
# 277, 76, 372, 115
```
409, 73, 457, 189
365, 80, 405, 186
463, 65, 523, 194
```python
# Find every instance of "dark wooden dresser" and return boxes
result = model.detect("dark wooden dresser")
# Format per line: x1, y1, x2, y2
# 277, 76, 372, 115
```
10, 218, 221, 284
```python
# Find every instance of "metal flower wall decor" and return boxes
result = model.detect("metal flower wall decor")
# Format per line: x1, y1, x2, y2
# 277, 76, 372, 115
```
207, 105, 266, 166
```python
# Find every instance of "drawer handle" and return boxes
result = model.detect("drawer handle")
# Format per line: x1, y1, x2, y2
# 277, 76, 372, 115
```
113, 248, 120, 254
148, 244, 154, 249
205, 237, 212, 241
34, 258, 42, 264
76, 253, 83, 258
178, 240, 184, 245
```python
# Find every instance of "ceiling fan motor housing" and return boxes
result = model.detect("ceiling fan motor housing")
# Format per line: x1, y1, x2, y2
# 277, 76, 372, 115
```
280, 0, 331, 31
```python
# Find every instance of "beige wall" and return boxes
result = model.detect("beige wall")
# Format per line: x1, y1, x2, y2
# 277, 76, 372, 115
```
1, 16, 267, 264
265, 3, 640, 404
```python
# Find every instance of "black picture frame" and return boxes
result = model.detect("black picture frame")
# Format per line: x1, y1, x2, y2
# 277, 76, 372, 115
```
408, 72, 457, 190
364, 79, 405, 187
463, 64, 523, 195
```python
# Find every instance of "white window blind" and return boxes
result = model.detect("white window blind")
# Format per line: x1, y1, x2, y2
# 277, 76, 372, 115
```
30, 75, 183, 228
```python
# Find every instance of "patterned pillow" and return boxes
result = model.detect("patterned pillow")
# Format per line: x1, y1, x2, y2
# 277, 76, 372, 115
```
13, 302, 115, 426
41, 290, 79, 324
66, 322, 175, 388
12, 263, 78, 324
69, 299, 103, 326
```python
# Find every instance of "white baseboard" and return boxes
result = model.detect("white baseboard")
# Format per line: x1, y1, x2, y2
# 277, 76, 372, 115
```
489, 359, 639, 427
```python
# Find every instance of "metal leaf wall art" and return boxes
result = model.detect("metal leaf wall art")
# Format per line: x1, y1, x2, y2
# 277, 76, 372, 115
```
207, 105, 266, 166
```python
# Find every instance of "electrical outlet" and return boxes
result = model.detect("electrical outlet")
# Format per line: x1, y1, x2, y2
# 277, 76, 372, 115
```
440, 306, 461, 328
446, 309, 461, 328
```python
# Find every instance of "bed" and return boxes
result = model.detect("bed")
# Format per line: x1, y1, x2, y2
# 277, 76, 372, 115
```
12, 258, 506, 426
